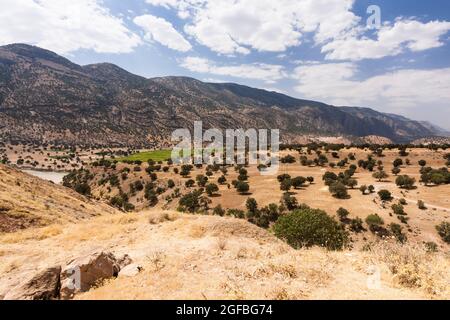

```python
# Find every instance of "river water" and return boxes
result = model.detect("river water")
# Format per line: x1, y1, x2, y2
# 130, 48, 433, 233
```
21, 170, 68, 184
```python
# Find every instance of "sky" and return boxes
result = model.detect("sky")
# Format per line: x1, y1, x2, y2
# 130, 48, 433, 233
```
1, 0, 450, 129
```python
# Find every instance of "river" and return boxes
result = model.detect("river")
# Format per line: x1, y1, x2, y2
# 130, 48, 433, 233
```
21, 170, 68, 184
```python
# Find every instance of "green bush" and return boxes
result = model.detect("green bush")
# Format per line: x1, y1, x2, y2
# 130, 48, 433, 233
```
436, 221, 450, 244
212, 205, 225, 217
329, 181, 349, 199
235, 181, 249, 194
389, 223, 407, 244
227, 209, 245, 219
273, 208, 348, 250
205, 183, 219, 197
336, 207, 350, 221
395, 175, 416, 189
391, 203, 406, 216
350, 218, 364, 233
178, 190, 203, 213
417, 200, 426, 210
378, 189, 392, 201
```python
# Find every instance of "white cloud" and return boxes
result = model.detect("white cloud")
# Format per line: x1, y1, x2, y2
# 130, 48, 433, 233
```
180, 56, 286, 83
0, 0, 141, 54
147, 0, 359, 55
134, 14, 192, 52
293, 63, 450, 114
322, 19, 450, 61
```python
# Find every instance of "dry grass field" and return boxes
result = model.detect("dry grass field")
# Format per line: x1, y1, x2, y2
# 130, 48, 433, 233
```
1, 211, 449, 300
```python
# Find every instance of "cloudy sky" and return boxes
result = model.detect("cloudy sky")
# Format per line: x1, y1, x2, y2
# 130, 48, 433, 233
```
1, 0, 450, 129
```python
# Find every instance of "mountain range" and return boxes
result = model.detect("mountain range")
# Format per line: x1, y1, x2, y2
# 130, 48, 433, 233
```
0, 43, 447, 147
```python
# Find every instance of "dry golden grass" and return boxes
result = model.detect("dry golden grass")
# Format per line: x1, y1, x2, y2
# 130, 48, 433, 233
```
1, 209, 449, 300
0, 164, 120, 233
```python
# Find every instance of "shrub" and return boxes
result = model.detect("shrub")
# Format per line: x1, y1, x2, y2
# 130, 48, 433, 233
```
167, 179, 175, 189
417, 200, 426, 210
395, 175, 416, 189
365, 214, 388, 236
378, 189, 392, 201
391, 167, 401, 176
218, 175, 227, 185
205, 183, 219, 197
291, 176, 306, 189
393, 158, 403, 167
359, 185, 367, 195
350, 218, 364, 233
336, 207, 350, 221
424, 241, 438, 253
235, 181, 249, 194
346, 178, 358, 189
277, 174, 291, 183
389, 223, 407, 244
74, 183, 91, 196
372, 170, 388, 182
246, 198, 258, 214
281, 193, 298, 211
366, 214, 384, 227
397, 215, 409, 224
212, 205, 225, 217
185, 179, 195, 188
261, 203, 279, 222
391, 203, 406, 216
280, 179, 292, 192
273, 208, 348, 250
196, 174, 208, 187
178, 190, 203, 213
368, 185, 375, 193
436, 222, 450, 243
280, 154, 296, 164
227, 209, 245, 219
329, 181, 348, 199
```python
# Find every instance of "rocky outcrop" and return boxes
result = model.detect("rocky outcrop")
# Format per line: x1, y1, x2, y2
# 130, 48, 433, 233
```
2, 252, 134, 300
3, 266, 61, 300
60, 252, 121, 300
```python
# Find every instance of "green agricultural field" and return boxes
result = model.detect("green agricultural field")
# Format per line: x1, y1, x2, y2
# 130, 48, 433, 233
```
118, 150, 173, 162
118, 148, 222, 163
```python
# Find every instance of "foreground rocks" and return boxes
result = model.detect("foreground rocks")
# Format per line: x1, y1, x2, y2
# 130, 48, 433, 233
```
3, 252, 132, 300
4, 266, 61, 300
60, 252, 122, 300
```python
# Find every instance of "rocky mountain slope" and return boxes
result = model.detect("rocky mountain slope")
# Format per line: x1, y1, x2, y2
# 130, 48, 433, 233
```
0, 44, 446, 146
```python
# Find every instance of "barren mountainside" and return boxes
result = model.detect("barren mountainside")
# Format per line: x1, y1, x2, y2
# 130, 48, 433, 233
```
0, 44, 445, 146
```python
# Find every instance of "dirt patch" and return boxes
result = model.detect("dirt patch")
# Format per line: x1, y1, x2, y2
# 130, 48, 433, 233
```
0, 211, 42, 233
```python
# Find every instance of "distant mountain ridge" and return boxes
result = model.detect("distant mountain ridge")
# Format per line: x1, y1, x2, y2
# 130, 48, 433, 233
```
0, 43, 447, 147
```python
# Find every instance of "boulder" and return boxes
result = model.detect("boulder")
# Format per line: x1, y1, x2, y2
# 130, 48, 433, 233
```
117, 254, 133, 269
60, 252, 120, 299
118, 264, 143, 278
4, 266, 61, 300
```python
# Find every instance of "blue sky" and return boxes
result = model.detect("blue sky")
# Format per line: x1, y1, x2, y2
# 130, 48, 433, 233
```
1, 0, 450, 129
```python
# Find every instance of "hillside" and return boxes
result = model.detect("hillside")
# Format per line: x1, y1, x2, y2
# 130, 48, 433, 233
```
0, 164, 118, 233
0, 43, 445, 146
